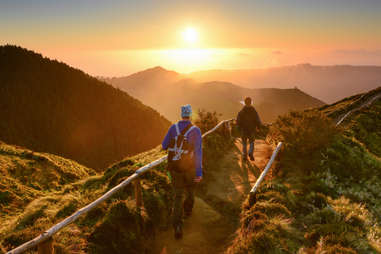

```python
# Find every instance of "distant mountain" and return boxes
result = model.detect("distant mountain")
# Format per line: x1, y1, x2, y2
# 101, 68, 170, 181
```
188, 64, 381, 103
104, 67, 324, 123
0, 46, 171, 170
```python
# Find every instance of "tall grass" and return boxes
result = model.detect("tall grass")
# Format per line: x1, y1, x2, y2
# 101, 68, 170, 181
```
227, 92, 381, 253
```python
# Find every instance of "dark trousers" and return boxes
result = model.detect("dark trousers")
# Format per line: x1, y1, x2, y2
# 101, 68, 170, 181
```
242, 135, 255, 157
171, 169, 195, 228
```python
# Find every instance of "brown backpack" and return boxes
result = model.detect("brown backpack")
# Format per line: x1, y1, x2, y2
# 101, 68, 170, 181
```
167, 123, 196, 172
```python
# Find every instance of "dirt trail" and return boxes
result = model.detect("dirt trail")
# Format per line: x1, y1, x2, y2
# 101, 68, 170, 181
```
153, 140, 272, 254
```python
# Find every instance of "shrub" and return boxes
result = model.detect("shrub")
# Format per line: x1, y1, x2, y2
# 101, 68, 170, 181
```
87, 200, 153, 254
269, 110, 338, 176
194, 109, 220, 133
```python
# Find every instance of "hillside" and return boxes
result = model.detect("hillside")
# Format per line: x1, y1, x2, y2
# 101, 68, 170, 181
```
0, 46, 171, 170
0, 141, 173, 253
0, 112, 235, 254
104, 67, 324, 123
227, 87, 381, 253
0, 141, 97, 253
189, 64, 381, 103
0, 141, 95, 217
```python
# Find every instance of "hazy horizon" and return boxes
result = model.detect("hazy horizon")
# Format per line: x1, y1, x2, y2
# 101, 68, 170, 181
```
2, 0, 381, 76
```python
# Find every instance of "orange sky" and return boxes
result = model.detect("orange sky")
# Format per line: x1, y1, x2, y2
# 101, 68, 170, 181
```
1, 0, 381, 76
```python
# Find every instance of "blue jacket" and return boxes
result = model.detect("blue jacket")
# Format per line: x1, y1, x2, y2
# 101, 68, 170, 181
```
162, 120, 203, 177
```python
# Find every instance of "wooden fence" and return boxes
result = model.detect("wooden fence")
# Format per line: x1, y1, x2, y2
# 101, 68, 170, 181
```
7, 119, 233, 254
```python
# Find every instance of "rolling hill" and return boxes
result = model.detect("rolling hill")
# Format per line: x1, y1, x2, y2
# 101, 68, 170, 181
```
189, 64, 381, 103
104, 67, 324, 123
0, 140, 173, 253
0, 112, 233, 254
0, 45, 171, 170
0, 141, 95, 216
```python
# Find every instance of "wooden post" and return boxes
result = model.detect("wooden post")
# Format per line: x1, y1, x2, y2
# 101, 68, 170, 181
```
7, 119, 232, 254
228, 121, 232, 137
37, 237, 54, 254
250, 142, 282, 194
134, 178, 142, 208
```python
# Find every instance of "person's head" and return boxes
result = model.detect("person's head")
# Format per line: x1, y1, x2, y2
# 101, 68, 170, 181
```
181, 104, 192, 120
244, 97, 252, 106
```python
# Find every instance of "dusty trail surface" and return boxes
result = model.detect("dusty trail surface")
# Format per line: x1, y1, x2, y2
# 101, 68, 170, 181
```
153, 139, 272, 254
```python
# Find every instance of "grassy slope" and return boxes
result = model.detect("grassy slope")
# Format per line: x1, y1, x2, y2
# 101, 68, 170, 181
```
0, 144, 172, 253
0, 142, 94, 251
227, 87, 381, 253
1, 112, 232, 254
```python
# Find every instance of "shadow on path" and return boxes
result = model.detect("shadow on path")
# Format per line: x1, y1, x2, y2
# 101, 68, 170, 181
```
152, 139, 272, 254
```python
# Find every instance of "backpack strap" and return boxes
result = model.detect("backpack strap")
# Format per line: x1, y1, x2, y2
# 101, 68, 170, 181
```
180, 123, 193, 136
175, 123, 180, 136
172, 123, 193, 160
184, 125, 196, 137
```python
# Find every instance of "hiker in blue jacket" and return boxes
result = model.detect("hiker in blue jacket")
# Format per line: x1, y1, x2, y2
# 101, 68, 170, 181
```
162, 104, 202, 239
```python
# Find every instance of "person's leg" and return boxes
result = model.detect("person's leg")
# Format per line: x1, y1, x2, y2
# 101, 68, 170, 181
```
241, 136, 248, 159
183, 171, 195, 217
171, 171, 185, 236
173, 187, 184, 227
248, 136, 255, 161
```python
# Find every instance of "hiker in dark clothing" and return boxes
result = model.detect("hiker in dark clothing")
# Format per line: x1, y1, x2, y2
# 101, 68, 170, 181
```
162, 104, 202, 239
237, 97, 262, 161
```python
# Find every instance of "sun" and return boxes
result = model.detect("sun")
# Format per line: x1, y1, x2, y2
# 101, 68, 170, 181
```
182, 27, 198, 44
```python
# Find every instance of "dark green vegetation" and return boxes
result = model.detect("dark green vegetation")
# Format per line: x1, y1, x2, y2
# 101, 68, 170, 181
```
228, 88, 381, 253
0, 111, 232, 254
0, 45, 170, 170
103, 66, 324, 122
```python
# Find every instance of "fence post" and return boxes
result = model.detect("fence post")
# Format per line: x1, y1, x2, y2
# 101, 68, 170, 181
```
227, 121, 232, 137
134, 178, 142, 208
37, 237, 54, 254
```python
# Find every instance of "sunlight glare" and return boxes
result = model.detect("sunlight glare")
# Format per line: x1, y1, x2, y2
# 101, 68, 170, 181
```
182, 27, 198, 44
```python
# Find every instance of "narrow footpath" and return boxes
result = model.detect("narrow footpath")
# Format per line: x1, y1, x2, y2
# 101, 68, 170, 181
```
153, 139, 273, 254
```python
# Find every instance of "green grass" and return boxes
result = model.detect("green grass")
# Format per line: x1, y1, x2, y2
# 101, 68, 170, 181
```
228, 87, 381, 253
1, 110, 232, 253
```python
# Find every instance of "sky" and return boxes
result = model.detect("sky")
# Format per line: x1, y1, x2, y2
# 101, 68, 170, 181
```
1, 0, 381, 76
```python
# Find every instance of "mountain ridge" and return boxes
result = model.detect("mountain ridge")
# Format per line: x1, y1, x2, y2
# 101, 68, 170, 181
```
188, 64, 381, 103
103, 67, 325, 123
0, 45, 171, 170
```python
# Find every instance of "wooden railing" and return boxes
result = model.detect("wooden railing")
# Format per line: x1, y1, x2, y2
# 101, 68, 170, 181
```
335, 92, 381, 126
248, 142, 282, 205
7, 119, 234, 254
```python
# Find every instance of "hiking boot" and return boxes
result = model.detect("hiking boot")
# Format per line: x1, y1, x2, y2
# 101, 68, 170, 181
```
249, 154, 255, 161
174, 225, 183, 239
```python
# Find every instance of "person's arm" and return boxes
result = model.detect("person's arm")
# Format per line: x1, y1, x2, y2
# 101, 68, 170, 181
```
162, 125, 174, 150
255, 109, 262, 126
190, 127, 203, 181
251, 108, 262, 127
236, 111, 242, 129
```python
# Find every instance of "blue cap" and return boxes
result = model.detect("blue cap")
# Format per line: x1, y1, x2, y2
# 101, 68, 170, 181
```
181, 104, 192, 118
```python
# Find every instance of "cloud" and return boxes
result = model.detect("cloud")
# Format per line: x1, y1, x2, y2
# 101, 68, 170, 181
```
238, 52, 252, 57
272, 50, 283, 55
334, 49, 381, 57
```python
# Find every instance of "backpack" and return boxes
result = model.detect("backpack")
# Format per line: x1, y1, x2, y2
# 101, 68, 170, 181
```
167, 123, 196, 172
238, 106, 260, 136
